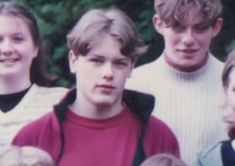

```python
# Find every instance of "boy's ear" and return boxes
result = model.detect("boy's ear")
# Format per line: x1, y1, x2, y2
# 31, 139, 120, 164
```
212, 17, 223, 37
153, 14, 164, 35
68, 50, 78, 74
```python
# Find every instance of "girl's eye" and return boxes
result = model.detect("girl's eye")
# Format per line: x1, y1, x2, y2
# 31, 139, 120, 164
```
13, 36, 24, 43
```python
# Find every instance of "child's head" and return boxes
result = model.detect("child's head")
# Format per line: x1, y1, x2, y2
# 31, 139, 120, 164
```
141, 154, 187, 166
152, 0, 223, 72
67, 8, 147, 62
154, 0, 222, 28
222, 49, 235, 139
67, 8, 147, 113
0, 146, 54, 166
0, 1, 51, 85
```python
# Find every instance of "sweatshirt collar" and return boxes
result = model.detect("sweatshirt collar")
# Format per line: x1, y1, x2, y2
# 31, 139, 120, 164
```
54, 88, 155, 123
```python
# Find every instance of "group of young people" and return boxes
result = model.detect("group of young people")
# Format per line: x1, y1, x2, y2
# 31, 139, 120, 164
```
0, 0, 234, 165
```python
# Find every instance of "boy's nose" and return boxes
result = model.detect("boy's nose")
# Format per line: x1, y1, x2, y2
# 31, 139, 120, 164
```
182, 29, 195, 47
102, 63, 114, 80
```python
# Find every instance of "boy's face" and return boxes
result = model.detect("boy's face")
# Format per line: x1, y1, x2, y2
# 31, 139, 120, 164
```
225, 68, 235, 111
69, 34, 134, 108
153, 10, 223, 71
223, 68, 235, 134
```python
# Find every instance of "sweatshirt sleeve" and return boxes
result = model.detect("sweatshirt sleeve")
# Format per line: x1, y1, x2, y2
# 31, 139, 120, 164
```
144, 116, 180, 158
12, 119, 41, 146
12, 112, 55, 147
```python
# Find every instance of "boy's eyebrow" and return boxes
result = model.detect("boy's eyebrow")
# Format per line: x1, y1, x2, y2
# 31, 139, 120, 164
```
90, 53, 131, 61
115, 57, 131, 62
193, 21, 212, 28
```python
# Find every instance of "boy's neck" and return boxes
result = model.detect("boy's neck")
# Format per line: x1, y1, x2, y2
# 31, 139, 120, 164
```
164, 52, 209, 72
69, 97, 123, 119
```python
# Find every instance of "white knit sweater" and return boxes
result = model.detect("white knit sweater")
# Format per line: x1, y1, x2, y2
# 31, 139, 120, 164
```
0, 84, 68, 146
126, 54, 226, 165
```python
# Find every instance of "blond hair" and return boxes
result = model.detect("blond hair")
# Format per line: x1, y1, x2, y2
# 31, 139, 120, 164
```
67, 8, 148, 61
0, 146, 54, 166
140, 154, 187, 166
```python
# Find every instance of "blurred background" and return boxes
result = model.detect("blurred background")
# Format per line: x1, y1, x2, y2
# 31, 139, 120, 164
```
13, 0, 235, 87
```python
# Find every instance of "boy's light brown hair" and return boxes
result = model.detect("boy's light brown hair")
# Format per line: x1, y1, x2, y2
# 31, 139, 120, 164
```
154, 0, 222, 27
67, 8, 148, 62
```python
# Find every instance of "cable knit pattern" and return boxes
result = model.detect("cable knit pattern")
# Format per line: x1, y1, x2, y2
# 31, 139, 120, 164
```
0, 84, 68, 146
126, 54, 227, 165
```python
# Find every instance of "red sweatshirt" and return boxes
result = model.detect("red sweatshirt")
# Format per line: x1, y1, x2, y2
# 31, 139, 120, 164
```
12, 89, 180, 166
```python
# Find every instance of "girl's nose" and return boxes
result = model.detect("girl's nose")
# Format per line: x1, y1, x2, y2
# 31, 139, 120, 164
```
0, 39, 13, 55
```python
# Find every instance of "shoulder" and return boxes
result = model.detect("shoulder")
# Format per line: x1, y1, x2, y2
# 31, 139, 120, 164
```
126, 60, 160, 91
32, 84, 68, 102
146, 116, 177, 141
35, 85, 68, 96
132, 60, 159, 77
144, 116, 180, 157
196, 141, 223, 166
209, 54, 224, 70
12, 112, 57, 146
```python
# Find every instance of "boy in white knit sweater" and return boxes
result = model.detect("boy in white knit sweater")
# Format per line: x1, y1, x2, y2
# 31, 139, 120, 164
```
126, 0, 226, 164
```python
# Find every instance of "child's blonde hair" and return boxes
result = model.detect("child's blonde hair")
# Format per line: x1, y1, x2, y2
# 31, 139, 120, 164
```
141, 154, 187, 166
0, 146, 54, 166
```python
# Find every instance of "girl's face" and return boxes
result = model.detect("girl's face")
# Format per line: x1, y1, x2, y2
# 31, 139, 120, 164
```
0, 15, 38, 80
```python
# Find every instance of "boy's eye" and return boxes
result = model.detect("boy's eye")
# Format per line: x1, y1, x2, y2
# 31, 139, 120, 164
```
114, 61, 128, 66
171, 25, 185, 33
113, 59, 130, 68
90, 58, 103, 63
194, 26, 209, 33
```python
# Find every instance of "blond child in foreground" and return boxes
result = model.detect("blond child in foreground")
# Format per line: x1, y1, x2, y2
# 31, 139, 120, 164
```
0, 146, 54, 166
141, 154, 187, 166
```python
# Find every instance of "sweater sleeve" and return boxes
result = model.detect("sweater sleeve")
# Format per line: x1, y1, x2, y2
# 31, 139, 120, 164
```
144, 116, 180, 158
12, 112, 55, 146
